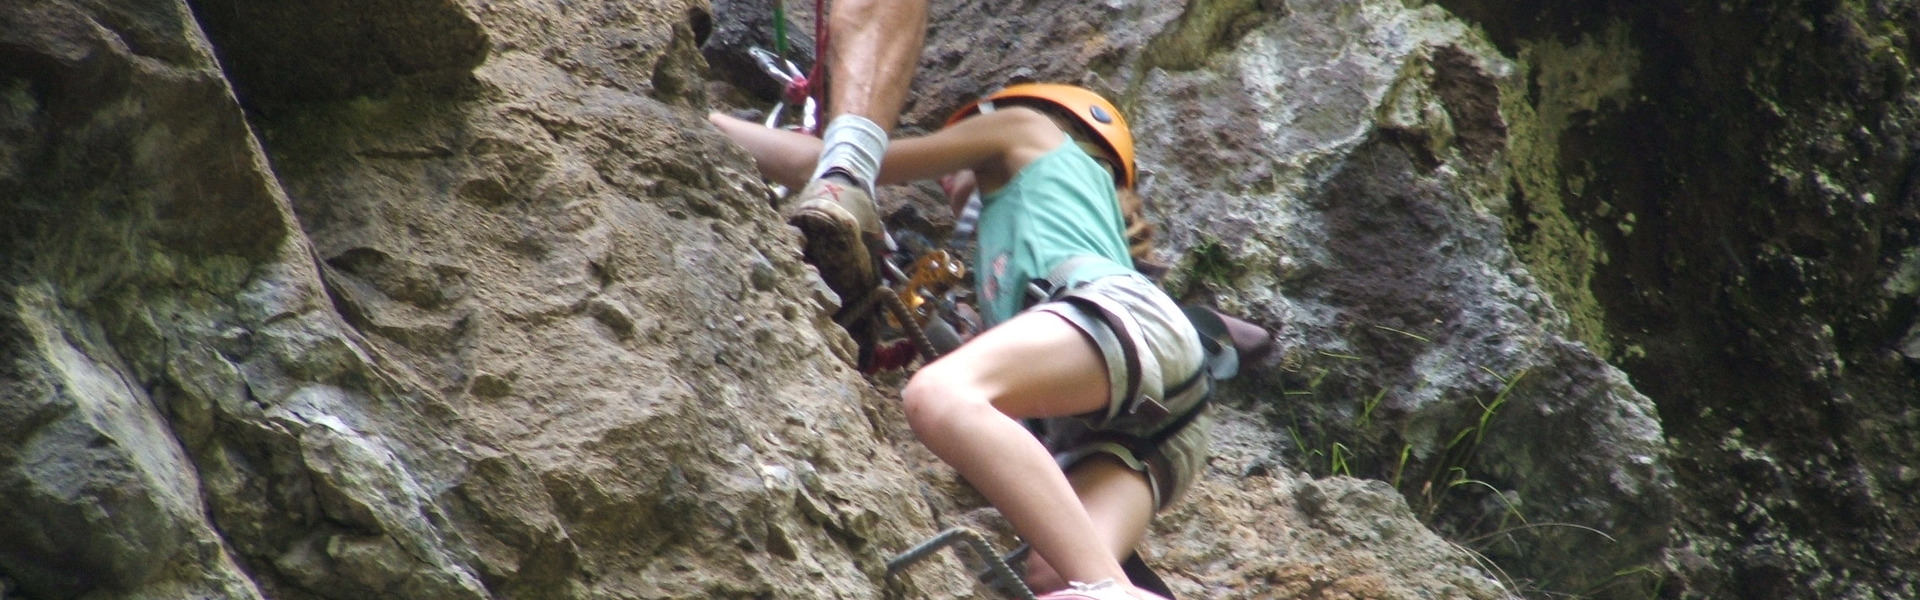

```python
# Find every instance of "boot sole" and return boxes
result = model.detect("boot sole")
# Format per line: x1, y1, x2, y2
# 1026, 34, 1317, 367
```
789, 200, 878, 302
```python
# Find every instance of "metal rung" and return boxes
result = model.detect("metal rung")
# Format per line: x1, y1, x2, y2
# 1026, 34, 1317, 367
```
887, 527, 1036, 600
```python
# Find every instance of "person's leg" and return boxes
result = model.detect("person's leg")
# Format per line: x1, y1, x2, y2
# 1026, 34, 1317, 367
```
1021, 455, 1156, 593
785, 0, 928, 303
900, 310, 1136, 590
824, 0, 926, 131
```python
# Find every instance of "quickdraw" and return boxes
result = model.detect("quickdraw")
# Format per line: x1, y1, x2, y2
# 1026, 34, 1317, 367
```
896, 250, 967, 324
749, 47, 817, 135
754, 0, 828, 136
846, 251, 974, 370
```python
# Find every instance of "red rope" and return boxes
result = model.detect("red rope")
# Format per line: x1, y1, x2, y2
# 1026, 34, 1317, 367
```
808, 0, 829, 134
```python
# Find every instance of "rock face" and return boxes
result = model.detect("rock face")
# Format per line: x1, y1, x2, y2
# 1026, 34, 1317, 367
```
2, 1, 954, 598
2, 1, 1915, 600
1429, 1, 1920, 597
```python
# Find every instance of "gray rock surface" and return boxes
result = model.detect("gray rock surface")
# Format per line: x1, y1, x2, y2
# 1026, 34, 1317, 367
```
1126, 5, 1675, 590
3, 0, 955, 598
6, 0, 1917, 598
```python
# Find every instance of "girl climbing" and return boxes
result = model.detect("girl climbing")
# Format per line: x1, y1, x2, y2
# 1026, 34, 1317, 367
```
711, 83, 1210, 600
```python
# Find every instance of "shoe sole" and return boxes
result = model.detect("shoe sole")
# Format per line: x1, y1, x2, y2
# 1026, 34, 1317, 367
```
789, 199, 878, 303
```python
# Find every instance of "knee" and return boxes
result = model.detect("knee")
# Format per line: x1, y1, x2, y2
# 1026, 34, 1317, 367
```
899, 364, 979, 436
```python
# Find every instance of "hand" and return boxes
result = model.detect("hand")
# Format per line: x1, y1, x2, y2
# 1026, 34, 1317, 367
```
939, 170, 978, 217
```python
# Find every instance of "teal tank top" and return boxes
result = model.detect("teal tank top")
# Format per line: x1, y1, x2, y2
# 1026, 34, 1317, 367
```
973, 141, 1136, 325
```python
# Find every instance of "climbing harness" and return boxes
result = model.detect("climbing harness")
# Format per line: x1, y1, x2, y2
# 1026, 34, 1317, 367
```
1026, 258, 1237, 392
886, 527, 1036, 600
880, 260, 1236, 599
1020, 256, 1238, 503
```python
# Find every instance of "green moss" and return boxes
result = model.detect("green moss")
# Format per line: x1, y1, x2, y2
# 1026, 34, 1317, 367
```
1139, 0, 1281, 72
1495, 26, 1642, 358
1185, 236, 1241, 288
1888, 248, 1920, 296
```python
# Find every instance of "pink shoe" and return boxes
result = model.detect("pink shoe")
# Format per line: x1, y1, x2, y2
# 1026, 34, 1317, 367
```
1036, 580, 1170, 600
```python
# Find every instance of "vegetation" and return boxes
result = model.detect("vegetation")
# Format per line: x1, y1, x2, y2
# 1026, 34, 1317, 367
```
1184, 236, 1240, 289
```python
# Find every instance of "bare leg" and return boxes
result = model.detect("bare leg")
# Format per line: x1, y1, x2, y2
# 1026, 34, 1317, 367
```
900, 311, 1135, 589
802, 0, 927, 187
823, 0, 927, 129
782, 0, 928, 355
1022, 456, 1156, 593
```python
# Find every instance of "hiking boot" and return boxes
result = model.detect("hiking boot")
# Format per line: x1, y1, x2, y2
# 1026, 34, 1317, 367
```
785, 176, 882, 303
1036, 580, 1170, 600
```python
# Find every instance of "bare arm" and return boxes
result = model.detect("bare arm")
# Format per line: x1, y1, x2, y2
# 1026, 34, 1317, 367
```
709, 108, 1066, 192
708, 113, 823, 188
878, 108, 1064, 190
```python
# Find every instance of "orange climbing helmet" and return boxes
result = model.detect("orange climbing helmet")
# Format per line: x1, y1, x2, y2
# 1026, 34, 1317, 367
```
945, 83, 1136, 189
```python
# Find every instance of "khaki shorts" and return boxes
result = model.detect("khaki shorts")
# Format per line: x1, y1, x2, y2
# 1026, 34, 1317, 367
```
1027, 272, 1211, 510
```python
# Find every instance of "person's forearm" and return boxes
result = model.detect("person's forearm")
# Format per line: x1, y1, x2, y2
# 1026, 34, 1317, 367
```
709, 113, 821, 188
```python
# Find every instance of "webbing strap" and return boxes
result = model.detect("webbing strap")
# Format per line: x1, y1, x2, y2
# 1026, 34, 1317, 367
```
1063, 292, 1158, 418
1025, 257, 1233, 461
1028, 256, 1154, 416
772, 1, 788, 57
1181, 305, 1239, 380
1142, 376, 1208, 452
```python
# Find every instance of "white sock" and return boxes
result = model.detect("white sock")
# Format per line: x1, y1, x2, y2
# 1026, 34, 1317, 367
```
811, 114, 887, 197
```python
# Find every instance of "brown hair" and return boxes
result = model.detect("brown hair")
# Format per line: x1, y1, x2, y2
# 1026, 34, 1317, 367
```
1118, 187, 1166, 275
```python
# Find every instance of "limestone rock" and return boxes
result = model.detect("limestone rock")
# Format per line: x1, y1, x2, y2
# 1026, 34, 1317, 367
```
6, 0, 1918, 599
